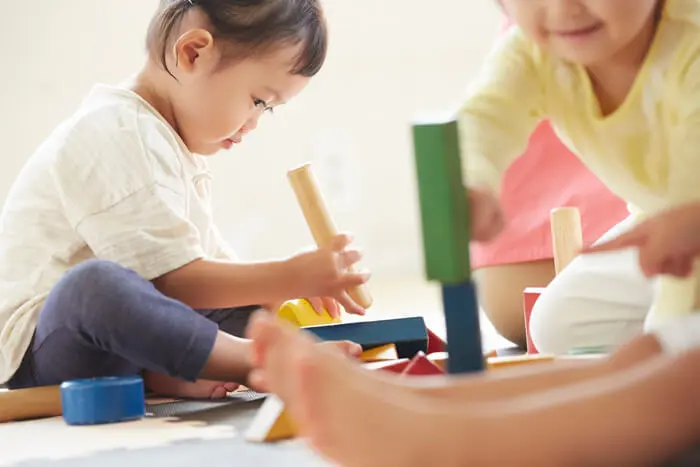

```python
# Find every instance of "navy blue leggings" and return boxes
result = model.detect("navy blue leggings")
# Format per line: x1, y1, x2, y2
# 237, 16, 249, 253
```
7, 259, 258, 389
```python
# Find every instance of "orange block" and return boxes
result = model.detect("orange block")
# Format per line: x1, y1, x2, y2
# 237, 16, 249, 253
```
360, 344, 398, 363
487, 353, 555, 369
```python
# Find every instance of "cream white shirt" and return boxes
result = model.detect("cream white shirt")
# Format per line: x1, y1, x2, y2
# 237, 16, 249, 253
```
0, 84, 235, 383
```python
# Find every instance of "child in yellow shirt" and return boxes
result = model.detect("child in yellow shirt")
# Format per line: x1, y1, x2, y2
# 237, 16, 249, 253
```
465, 0, 700, 354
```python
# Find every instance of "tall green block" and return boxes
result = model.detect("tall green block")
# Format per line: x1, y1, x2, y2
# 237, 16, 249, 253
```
412, 118, 471, 284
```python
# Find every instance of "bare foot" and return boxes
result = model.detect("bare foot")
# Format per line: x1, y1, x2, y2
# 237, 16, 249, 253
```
144, 371, 239, 399
251, 314, 466, 467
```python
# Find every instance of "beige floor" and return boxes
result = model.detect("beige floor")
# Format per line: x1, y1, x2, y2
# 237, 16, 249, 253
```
343, 278, 515, 352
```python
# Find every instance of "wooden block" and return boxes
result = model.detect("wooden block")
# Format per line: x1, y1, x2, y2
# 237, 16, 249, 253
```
360, 344, 398, 363
276, 299, 341, 327
287, 164, 373, 309
401, 352, 445, 376
303, 317, 428, 359
363, 358, 411, 373
245, 395, 297, 442
426, 328, 446, 353
0, 385, 61, 423
428, 352, 601, 373
441, 282, 485, 374
486, 353, 556, 369
412, 118, 471, 283
522, 287, 545, 355
550, 207, 583, 275
427, 351, 449, 371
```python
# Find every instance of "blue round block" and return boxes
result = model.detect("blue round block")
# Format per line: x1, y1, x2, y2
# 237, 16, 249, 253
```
60, 376, 145, 426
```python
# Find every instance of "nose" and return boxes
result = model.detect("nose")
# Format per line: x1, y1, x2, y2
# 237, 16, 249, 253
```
549, 0, 586, 22
243, 113, 260, 133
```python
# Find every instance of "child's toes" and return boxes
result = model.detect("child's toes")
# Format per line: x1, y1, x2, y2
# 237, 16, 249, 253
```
223, 382, 239, 392
210, 385, 228, 399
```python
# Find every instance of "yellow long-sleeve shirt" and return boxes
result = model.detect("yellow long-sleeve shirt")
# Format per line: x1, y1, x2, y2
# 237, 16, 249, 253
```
458, 0, 700, 323
460, 0, 700, 215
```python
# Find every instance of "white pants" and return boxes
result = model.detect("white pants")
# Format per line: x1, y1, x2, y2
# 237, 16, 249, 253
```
529, 215, 656, 354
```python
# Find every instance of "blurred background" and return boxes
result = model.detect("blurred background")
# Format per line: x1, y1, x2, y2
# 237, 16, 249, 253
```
0, 1, 509, 348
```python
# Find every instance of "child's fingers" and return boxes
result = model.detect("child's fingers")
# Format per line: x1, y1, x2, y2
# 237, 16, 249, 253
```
321, 296, 340, 318
339, 248, 362, 269
307, 297, 326, 316
323, 340, 362, 358
329, 232, 354, 252
223, 382, 239, 392
336, 290, 365, 316
340, 269, 371, 288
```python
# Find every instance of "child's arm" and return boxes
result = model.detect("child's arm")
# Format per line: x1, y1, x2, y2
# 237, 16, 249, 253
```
456, 30, 544, 240
457, 29, 543, 195
152, 234, 368, 314
583, 201, 700, 277
501, 348, 700, 466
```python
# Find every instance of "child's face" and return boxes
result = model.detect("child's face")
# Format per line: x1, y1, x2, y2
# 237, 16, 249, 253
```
501, 0, 659, 66
173, 43, 311, 155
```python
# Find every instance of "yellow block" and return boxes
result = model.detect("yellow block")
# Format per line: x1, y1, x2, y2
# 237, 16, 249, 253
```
276, 299, 341, 327
245, 395, 297, 442
360, 344, 398, 363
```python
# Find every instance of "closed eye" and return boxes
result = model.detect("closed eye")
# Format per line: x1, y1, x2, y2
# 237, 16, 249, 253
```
253, 98, 273, 113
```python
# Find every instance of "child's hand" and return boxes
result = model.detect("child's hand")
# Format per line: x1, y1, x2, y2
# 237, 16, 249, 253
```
305, 297, 342, 318
468, 186, 506, 242
583, 202, 700, 278
286, 233, 370, 316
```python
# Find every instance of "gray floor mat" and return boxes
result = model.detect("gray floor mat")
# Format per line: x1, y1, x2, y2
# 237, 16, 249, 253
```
146, 390, 267, 418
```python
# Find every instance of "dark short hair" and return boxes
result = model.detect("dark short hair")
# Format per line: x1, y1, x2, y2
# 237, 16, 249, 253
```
146, 0, 327, 78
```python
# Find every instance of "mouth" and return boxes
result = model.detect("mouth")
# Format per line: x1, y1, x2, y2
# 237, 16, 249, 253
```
221, 136, 243, 150
551, 23, 603, 39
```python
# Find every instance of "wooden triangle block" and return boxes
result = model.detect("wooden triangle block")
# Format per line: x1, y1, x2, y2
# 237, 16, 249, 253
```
245, 394, 297, 442
246, 345, 399, 443
401, 351, 445, 376
426, 328, 446, 353
362, 358, 410, 373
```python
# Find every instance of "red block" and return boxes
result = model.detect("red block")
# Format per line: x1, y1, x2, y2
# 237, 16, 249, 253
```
364, 358, 411, 374
400, 352, 445, 376
523, 287, 545, 354
426, 328, 446, 353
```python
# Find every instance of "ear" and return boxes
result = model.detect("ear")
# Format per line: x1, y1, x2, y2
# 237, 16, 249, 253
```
172, 28, 216, 74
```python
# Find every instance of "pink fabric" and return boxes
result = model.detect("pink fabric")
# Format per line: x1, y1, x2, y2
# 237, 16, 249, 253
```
469, 121, 629, 269
469, 18, 628, 269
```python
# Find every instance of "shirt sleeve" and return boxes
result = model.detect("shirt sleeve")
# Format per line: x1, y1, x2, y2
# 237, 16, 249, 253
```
211, 224, 238, 261
668, 43, 700, 204
457, 28, 545, 193
74, 185, 206, 279
51, 110, 206, 280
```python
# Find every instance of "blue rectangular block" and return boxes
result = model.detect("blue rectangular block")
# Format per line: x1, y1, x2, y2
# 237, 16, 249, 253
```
442, 282, 484, 374
303, 317, 428, 359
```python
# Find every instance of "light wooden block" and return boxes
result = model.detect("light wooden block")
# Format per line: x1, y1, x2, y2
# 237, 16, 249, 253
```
245, 395, 297, 442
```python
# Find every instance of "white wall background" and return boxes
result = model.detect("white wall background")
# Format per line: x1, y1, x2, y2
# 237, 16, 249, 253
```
0, 1, 500, 280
